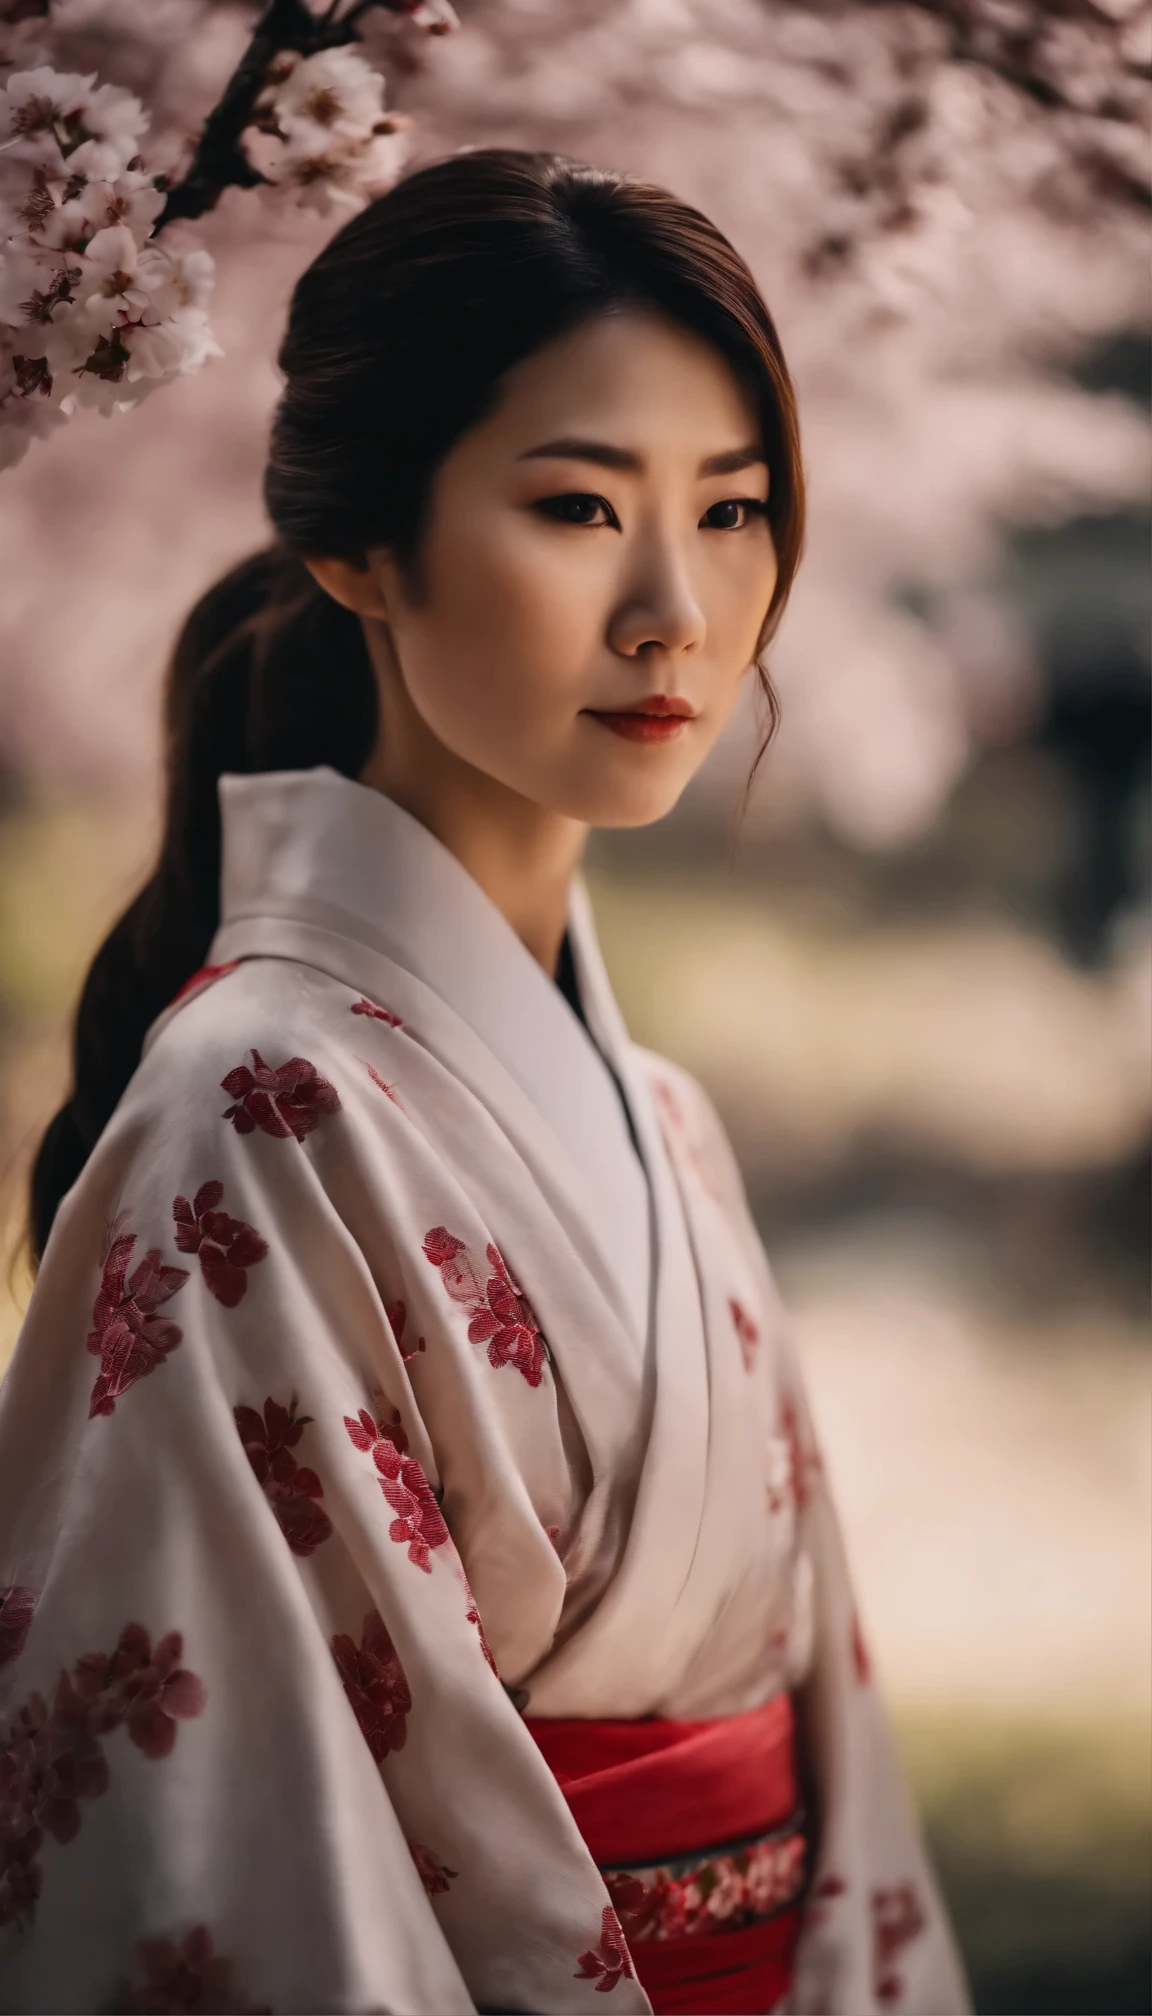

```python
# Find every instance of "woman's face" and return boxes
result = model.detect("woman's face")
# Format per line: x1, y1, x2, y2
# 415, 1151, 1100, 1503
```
318, 306, 778, 830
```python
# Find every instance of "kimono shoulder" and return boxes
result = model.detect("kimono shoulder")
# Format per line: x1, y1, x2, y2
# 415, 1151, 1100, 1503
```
107, 951, 418, 1209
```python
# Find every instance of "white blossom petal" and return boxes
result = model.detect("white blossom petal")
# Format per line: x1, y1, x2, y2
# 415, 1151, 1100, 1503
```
0, 381, 67, 469
39, 173, 166, 253
0, 61, 220, 468
124, 303, 222, 381
0, 242, 75, 329
259, 46, 387, 145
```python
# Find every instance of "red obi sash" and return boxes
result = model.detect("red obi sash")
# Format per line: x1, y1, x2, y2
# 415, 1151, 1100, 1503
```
526, 1695, 806, 2016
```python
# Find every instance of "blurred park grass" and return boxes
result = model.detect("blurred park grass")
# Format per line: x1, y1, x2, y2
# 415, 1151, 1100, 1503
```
1, 790, 1149, 2016
904, 1712, 1150, 2015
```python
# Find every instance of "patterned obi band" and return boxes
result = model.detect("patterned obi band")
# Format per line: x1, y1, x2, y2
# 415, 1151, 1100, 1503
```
526, 1694, 807, 2016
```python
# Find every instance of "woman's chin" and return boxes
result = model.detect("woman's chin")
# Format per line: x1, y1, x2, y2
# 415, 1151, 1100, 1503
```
503, 740, 700, 829
563, 775, 692, 830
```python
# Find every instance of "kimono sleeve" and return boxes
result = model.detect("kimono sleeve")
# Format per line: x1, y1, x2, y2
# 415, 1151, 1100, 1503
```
0, 1015, 650, 2016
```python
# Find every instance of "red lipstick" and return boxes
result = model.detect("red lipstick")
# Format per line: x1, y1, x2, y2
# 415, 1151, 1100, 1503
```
584, 695, 697, 744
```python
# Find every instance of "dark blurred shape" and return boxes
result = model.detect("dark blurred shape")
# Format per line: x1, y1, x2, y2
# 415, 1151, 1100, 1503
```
1026, 331, 1152, 969
909, 1720, 1152, 2016
1035, 647, 1150, 968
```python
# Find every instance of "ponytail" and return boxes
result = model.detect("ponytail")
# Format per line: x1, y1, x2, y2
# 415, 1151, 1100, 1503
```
28, 550, 377, 1262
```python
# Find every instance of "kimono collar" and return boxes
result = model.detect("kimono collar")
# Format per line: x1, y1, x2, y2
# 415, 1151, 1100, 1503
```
215, 765, 652, 1341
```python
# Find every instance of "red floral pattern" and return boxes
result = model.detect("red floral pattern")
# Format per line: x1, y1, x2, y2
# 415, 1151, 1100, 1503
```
343, 1410, 449, 1572
806, 1870, 847, 1934
72, 1624, 207, 1760
651, 1076, 723, 1202
851, 1608, 872, 1684
172, 1182, 268, 1308
422, 1226, 547, 1387
605, 1828, 806, 1944
780, 1393, 822, 1512
168, 962, 240, 1010
220, 1051, 340, 1143
331, 1611, 411, 1764
362, 1059, 402, 1106
385, 1299, 426, 1364
351, 996, 403, 1028
86, 1227, 190, 1419
408, 1839, 457, 1897
0, 1624, 205, 1928
729, 1297, 760, 1372
0, 1586, 36, 1670
102, 1925, 270, 2013
460, 1568, 499, 1676
871, 1883, 926, 2006
574, 1906, 635, 1992
814, 1872, 846, 1902
235, 1396, 333, 1557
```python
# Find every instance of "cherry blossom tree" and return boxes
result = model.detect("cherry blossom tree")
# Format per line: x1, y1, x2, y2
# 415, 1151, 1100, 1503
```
0, 0, 1147, 841
0, 1, 456, 470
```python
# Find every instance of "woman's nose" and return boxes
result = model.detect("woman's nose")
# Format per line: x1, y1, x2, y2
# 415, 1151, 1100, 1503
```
607, 540, 707, 660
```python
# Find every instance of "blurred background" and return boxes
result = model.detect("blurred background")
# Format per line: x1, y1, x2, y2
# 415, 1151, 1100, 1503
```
1, 3, 1149, 2010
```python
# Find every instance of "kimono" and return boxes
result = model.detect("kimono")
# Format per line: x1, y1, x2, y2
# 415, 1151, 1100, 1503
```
0, 764, 970, 2016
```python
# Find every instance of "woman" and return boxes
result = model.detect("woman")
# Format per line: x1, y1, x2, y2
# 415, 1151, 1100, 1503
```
0, 151, 969, 2016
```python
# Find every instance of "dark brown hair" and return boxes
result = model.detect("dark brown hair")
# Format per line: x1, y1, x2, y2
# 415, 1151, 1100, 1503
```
29, 147, 805, 1260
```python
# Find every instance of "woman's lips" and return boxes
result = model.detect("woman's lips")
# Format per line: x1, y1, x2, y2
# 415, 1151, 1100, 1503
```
583, 699, 696, 744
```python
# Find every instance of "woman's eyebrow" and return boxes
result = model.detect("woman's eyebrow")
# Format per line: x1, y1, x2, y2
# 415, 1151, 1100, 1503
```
519, 436, 639, 471
699, 445, 768, 477
518, 437, 768, 478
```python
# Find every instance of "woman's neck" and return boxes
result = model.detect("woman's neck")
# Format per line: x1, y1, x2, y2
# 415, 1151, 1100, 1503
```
358, 635, 589, 980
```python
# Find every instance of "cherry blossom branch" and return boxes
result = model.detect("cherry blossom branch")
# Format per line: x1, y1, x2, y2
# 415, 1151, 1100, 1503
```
0, 0, 452, 468
153, 0, 446, 233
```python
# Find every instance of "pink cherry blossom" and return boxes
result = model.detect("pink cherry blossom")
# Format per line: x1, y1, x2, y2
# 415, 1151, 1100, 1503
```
0, 61, 220, 454
248, 46, 410, 219
0, 67, 99, 173
39, 171, 166, 255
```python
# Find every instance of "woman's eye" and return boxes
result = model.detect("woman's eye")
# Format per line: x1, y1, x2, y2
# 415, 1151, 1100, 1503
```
702, 498, 768, 530
535, 493, 615, 527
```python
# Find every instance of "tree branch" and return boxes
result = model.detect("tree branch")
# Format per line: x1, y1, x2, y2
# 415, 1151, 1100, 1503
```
153, 0, 417, 233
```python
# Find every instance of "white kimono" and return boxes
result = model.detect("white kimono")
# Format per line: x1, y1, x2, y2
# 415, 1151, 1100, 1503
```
0, 766, 970, 2016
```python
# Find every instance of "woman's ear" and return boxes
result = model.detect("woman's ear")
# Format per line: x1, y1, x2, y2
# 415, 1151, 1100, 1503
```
303, 553, 390, 621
